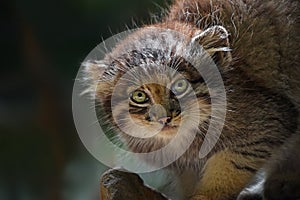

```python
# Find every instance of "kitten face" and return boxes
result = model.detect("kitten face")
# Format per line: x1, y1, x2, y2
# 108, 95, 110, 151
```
108, 62, 211, 150
95, 57, 212, 159
114, 72, 210, 138
86, 26, 229, 165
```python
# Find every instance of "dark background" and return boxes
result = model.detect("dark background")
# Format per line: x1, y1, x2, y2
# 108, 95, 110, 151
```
0, 0, 170, 199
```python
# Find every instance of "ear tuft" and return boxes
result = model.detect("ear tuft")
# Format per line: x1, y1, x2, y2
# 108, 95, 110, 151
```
192, 25, 232, 68
82, 60, 107, 82
81, 60, 107, 97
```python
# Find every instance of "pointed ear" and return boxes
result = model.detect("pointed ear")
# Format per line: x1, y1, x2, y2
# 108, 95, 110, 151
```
81, 60, 109, 97
192, 25, 232, 68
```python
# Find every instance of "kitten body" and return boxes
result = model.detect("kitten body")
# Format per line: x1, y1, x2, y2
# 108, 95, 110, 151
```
83, 0, 300, 199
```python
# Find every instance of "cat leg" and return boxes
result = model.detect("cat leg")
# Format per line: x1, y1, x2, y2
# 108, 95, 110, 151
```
191, 149, 263, 200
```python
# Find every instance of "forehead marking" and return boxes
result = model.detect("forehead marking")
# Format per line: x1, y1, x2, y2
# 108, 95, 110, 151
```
144, 84, 167, 104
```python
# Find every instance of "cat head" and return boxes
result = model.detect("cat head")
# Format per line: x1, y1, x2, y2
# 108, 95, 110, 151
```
82, 25, 229, 164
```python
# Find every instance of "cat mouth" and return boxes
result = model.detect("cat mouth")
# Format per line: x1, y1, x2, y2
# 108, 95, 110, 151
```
160, 124, 178, 132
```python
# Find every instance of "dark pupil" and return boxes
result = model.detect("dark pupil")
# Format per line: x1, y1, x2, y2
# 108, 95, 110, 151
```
137, 92, 143, 97
178, 82, 183, 87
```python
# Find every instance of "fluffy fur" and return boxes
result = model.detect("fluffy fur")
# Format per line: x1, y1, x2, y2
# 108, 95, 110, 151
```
83, 0, 300, 199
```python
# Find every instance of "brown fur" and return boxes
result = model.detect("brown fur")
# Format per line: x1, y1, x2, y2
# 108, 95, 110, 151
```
83, 0, 300, 199
166, 0, 300, 106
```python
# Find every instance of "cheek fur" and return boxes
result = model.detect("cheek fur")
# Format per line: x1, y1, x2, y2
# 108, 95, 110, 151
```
130, 113, 149, 125
181, 97, 211, 122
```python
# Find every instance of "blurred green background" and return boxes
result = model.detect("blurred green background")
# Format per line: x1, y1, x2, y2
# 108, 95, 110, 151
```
1, 0, 170, 199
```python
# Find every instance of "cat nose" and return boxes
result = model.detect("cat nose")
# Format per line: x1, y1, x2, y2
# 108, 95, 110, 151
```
158, 116, 171, 124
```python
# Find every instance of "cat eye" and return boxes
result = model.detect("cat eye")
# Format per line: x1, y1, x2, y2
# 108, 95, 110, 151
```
130, 90, 148, 104
172, 79, 189, 95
